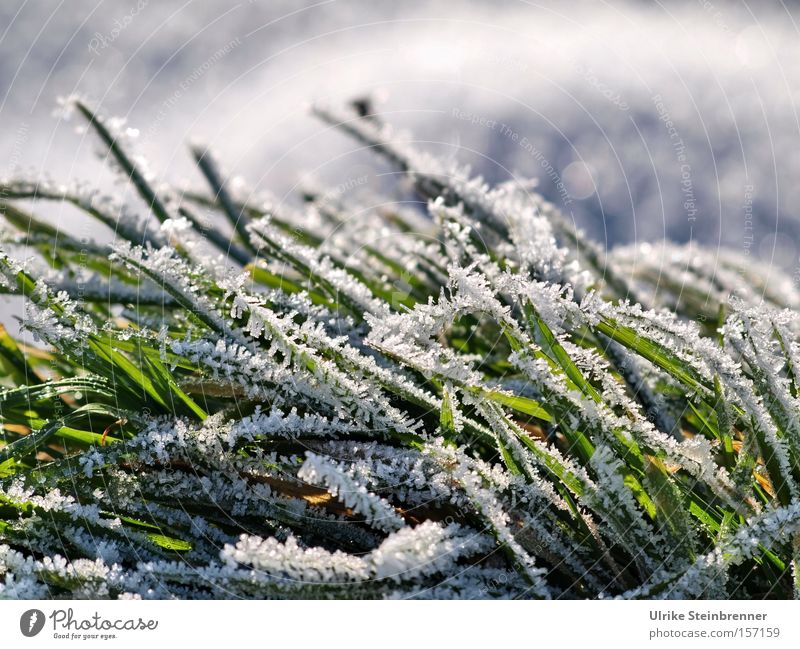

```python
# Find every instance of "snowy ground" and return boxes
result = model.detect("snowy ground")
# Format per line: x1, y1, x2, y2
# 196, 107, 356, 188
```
1, 0, 800, 263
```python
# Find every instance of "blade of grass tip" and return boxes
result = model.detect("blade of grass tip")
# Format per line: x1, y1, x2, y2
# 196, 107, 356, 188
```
1, 201, 59, 239
11, 415, 124, 450
0, 202, 114, 276
0, 202, 95, 259
189, 143, 256, 255
0, 403, 123, 463
0, 377, 112, 414
73, 99, 172, 224
312, 104, 411, 173
0, 180, 159, 248
312, 104, 510, 244
350, 95, 381, 124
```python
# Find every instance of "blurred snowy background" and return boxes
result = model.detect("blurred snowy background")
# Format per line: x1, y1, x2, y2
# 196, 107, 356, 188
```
2, 0, 800, 267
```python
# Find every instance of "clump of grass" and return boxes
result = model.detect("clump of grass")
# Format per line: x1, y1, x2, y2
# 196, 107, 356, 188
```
1, 98, 800, 599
